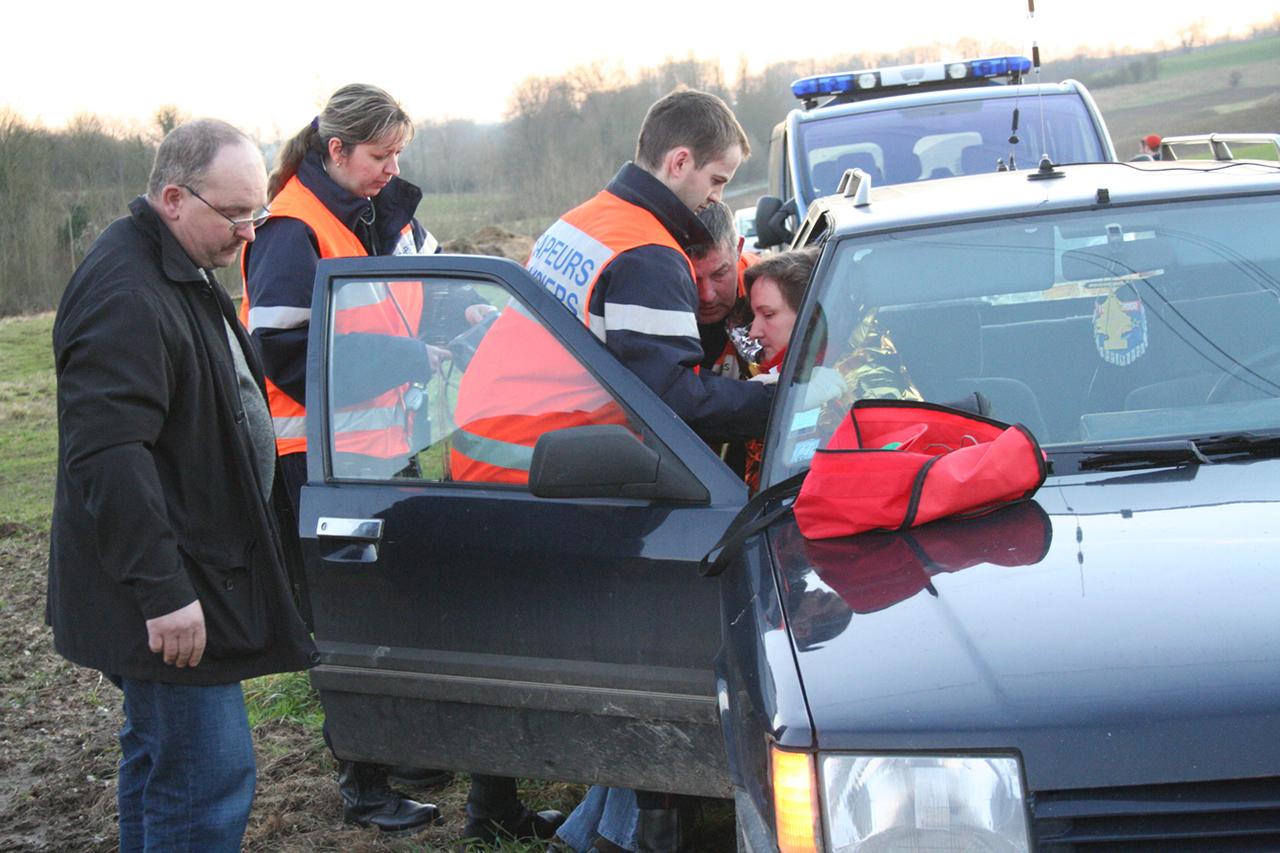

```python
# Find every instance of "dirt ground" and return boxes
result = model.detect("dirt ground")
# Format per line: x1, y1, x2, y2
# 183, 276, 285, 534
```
441, 227, 534, 263
1093, 56, 1280, 155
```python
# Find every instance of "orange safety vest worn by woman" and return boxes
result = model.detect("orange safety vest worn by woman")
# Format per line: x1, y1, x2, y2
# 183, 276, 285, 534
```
240, 172, 423, 461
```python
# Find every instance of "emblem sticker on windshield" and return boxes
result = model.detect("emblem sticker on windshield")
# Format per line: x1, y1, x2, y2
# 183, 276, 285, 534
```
1093, 291, 1148, 366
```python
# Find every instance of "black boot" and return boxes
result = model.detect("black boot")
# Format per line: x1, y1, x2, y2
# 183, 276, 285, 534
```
339, 759, 442, 833
460, 806, 565, 845
634, 807, 681, 852
387, 765, 455, 789
460, 773, 565, 845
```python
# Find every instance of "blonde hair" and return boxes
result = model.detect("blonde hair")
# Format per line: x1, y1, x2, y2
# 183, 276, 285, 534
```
268, 83, 412, 200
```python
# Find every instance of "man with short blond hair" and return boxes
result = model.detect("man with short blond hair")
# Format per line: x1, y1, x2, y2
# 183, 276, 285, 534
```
523, 87, 770, 441
49, 118, 314, 851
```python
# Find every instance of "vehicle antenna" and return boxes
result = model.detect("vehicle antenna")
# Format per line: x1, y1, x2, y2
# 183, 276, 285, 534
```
1029, 0, 1051, 166
1008, 108, 1021, 171
1006, 0, 1038, 171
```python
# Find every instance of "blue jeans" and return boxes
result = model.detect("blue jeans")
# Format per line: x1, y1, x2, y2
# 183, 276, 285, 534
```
556, 785, 639, 851
114, 677, 256, 852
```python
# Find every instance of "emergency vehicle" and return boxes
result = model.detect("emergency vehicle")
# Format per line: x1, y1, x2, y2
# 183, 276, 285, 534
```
755, 55, 1116, 248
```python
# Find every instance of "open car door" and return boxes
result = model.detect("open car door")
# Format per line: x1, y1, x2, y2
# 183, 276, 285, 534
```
298, 254, 748, 795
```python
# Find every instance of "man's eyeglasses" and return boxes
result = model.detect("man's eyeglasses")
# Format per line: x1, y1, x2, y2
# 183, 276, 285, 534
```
182, 184, 270, 231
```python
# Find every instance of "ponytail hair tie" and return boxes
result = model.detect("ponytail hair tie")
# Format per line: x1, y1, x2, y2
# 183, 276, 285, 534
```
310, 116, 320, 132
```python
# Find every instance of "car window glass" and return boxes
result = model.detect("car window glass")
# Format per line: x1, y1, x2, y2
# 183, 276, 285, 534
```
326, 277, 639, 487
796, 92, 1105, 201
769, 194, 1280, 483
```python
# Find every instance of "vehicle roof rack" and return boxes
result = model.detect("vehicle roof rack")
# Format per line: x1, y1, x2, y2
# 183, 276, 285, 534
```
837, 167, 873, 207
1159, 133, 1280, 162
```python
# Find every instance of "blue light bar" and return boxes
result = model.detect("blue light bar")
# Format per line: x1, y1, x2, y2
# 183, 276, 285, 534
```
969, 56, 1033, 78
791, 55, 1032, 102
791, 73, 856, 99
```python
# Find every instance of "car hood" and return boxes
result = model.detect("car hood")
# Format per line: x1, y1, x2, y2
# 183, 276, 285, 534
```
771, 458, 1280, 792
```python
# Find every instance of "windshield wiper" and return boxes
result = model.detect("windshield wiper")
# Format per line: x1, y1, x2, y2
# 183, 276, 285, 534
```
1078, 432, 1280, 471
1195, 432, 1280, 458
1079, 439, 1211, 471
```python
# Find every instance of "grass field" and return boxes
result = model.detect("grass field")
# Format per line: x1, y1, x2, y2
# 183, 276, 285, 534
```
417, 192, 532, 242
0, 313, 57, 532
1158, 33, 1280, 78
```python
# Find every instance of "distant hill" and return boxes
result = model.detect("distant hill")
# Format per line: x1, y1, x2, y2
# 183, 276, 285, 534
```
1073, 35, 1280, 159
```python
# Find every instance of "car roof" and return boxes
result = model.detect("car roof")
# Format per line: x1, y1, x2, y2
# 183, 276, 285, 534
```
810, 160, 1280, 238
791, 81, 1083, 124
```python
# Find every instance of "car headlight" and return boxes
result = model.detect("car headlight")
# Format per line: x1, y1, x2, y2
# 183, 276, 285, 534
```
820, 755, 1031, 852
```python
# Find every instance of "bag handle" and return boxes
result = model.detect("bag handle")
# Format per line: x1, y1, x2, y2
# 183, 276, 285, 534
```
700, 470, 808, 577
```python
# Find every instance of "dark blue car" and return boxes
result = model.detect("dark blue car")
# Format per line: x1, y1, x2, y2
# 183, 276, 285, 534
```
301, 158, 1280, 851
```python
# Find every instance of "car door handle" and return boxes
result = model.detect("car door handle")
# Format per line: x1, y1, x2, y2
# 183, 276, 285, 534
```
316, 517, 383, 563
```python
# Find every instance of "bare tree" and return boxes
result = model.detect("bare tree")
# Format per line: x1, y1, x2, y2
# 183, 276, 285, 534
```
154, 105, 184, 139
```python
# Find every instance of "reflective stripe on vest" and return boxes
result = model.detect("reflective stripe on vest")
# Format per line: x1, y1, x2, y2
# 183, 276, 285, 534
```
330, 278, 423, 461
451, 427, 535, 473
524, 189, 695, 338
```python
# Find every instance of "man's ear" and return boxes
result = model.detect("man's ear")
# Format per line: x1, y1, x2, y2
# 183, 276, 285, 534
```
664, 146, 695, 179
156, 184, 185, 221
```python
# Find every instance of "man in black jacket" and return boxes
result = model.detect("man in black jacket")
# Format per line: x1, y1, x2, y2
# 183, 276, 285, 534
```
48, 118, 316, 852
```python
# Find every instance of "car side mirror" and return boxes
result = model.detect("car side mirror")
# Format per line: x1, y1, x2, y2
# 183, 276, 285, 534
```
754, 196, 796, 249
529, 425, 708, 503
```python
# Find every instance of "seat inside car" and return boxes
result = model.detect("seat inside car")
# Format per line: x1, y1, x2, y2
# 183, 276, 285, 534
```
881, 302, 1050, 440
813, 152, 884, 195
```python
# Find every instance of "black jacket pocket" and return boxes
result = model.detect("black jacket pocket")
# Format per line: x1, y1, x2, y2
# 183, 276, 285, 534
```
180, 539, 271, 660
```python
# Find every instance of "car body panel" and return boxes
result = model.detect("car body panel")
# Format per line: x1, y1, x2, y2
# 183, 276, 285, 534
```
772, 460, 1280, 792
300, 254, 747, 795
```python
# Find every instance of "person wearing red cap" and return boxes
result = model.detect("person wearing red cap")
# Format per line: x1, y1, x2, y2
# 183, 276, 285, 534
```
1133, 134, 1162, 161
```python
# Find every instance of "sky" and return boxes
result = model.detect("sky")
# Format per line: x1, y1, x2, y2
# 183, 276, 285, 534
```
4, 0, 1275, 138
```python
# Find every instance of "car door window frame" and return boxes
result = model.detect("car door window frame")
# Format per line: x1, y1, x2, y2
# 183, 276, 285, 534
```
307, 254, 750, 503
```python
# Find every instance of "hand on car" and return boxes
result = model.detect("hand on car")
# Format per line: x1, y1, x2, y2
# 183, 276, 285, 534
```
465, 304, 499, 326
749, 371, 779, 385
146, 599, 206, 668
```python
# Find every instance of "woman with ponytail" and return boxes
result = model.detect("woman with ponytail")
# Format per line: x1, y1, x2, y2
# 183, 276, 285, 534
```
240, 84, 559, 843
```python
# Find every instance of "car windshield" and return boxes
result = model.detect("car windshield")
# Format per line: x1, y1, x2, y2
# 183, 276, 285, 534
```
768, 193, 1280, 483
796, 92, 1106, 203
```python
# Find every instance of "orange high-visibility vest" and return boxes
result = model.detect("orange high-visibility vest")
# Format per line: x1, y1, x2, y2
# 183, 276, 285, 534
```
451, 189, 698, 484
240, 175, 420, 459
449, 304, 627, 484
524, 189, 696, 338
